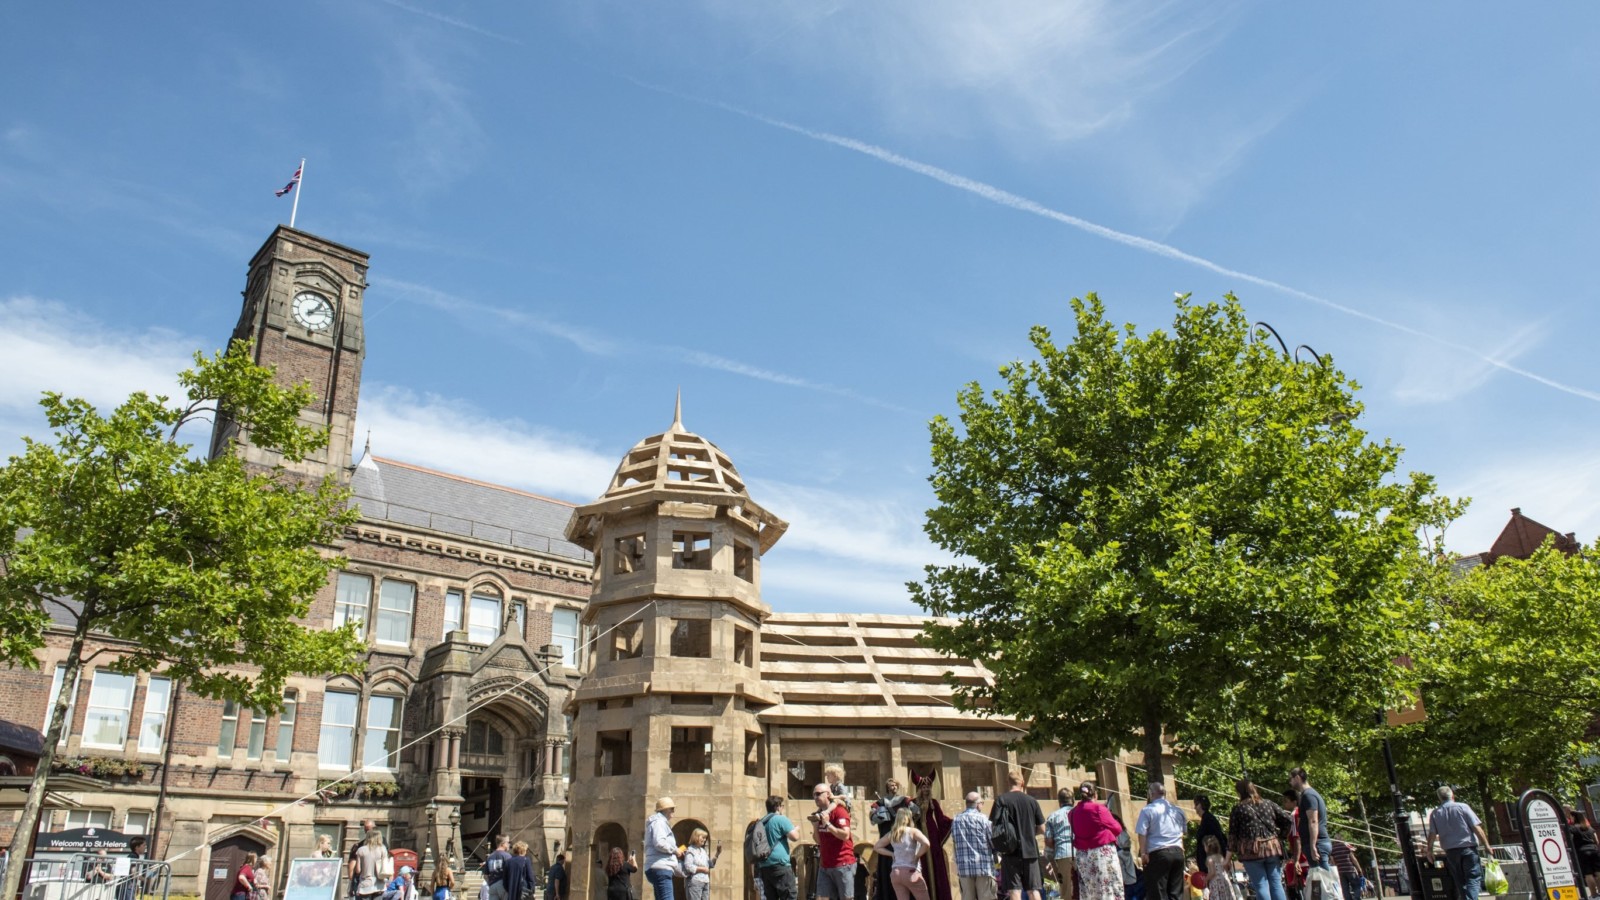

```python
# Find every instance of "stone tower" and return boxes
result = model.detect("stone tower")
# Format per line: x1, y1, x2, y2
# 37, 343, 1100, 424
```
564, 400, 788, 900
210, 225, 367, 480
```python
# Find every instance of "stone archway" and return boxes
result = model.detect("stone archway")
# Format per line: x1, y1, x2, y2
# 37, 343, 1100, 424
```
205, 830, 272, 900
592, 823, 630, 900
671, 819, 710, 900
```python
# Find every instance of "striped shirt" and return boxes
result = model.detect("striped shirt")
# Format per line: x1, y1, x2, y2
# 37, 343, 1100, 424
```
952, 807, 995, 877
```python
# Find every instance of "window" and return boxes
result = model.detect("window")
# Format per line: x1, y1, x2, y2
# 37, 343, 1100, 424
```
669, 727, 713, 774
469, 590, 502, 644
553, 609, 580, 666
247, 708, 267, 760
44, 664, 80, 744
734, 542, 754, 582
669, 620, 712, 658
375, 581, 415, 645
611, 620, 644, 661
467, 720, 505, 756
596, 730, 632, 777
138, 677, 171, 754
745, 732, 765, 778
787, 760, 822, 800
219, 700, 239, 756
84, 671, 136, 750
672, 532, 712, 570
65, 809, 113, 830
364, 695, 402, 770
443, 590, 464, 637
319, 690, 358, 770
335, 573, 371, 630
613, 533, 648, 574
124, 811, 152, 835
512, 601, 526, 640
734, 627, 753, 667
277, 691, 297, 758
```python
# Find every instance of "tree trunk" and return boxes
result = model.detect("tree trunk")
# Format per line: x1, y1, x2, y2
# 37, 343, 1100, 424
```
1143, 708, 1166, 795
1, 609, 93, 900
1476, 772, 1502, 846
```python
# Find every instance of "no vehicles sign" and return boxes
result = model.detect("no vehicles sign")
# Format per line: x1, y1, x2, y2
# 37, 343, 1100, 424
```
1517, 789, 1579, 900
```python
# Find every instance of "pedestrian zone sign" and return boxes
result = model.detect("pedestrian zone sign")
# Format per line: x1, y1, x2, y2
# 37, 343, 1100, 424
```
1517, 789, 1578, 900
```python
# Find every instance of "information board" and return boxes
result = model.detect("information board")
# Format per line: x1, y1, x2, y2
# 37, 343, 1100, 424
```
1517, 789, 1579, 900
283, 857, 342, 900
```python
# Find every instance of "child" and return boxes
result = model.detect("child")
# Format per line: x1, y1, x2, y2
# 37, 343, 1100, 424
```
1203, 838, 1238, 900
681, 829, 721, 900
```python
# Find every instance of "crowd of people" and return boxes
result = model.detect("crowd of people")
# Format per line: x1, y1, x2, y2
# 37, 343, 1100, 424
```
618, 764, 1596, 900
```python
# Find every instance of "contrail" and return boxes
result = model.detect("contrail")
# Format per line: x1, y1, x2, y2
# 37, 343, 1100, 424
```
373, 0, 522, 45
640, 82, 1600, 404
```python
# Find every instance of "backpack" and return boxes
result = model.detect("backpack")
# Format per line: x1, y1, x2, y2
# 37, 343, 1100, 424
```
745, 814, 775, 864
991, 800, 1021, 855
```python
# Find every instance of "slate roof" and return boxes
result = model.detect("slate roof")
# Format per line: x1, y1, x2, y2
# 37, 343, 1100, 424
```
349, 456, 592, 563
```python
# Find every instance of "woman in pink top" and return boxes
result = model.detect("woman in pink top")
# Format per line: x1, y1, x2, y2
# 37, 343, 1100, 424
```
1066, 782, 1124, 900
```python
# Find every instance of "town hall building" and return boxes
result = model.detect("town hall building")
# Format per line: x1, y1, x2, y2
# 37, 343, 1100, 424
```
0, 226, 1169, 900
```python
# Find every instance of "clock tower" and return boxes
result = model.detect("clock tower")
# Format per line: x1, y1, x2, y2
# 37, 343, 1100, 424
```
210, 225, 369, 482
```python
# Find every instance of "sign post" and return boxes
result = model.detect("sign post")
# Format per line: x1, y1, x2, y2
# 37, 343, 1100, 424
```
1518, 789, 1583, 900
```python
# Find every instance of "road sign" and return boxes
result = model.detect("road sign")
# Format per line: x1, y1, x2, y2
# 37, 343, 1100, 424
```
1517, 789, 1580, 900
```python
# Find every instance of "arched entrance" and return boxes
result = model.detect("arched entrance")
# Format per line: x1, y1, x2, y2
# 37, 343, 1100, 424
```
670, 819, 709, 900
206, 833, 269, 900
593, 823, 630, 900
458, 687, 547, 865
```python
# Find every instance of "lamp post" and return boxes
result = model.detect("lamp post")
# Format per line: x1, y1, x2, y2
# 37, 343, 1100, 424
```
425, 801, 438, 872
449, 809, 463, 874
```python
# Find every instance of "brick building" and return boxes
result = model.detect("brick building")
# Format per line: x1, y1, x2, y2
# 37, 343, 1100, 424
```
0, 226, 1159, 900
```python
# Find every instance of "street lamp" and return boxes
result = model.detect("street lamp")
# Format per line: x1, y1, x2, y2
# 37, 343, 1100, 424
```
425, 801, 438, 870
448, 808, 463, 874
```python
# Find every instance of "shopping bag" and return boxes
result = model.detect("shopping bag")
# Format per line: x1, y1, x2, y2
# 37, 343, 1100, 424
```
1483, 859, 1509, 895
1306, 868, 1342, 900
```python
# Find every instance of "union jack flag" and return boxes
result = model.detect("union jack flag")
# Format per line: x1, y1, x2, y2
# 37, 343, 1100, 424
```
275, 163, 303, 197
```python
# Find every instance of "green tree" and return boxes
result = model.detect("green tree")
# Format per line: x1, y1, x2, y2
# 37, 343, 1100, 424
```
0, 341, 365, 885
913, 294, 1458, 782
1397, 538, 1600, 836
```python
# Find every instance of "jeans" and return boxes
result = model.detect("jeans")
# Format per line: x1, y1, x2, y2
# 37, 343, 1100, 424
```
646, 868, 675, 900
1308, 841, 1333, 872
1444, 848, 1483, 900
1242, 857, 1287, 900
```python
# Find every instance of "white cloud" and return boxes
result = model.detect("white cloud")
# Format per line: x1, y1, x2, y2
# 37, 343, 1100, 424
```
0, 297, 197, 455
1393, 320, 1548, 405
695, 0, 1235, 144
751, 478, 945, 572
759, 553, 924, 613
355, 385, 620, 502
374, 33, 486, 189
372, 277, 618, 356
1444, 450, 1600, 555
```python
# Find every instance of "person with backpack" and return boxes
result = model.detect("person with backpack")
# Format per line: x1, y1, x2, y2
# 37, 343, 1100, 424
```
749, 795, 801, 900
1066, 782, 1123, 900
989, 771, 1045, 900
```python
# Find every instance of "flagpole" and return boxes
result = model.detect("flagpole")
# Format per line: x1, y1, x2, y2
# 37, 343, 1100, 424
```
289, 157, 305, 229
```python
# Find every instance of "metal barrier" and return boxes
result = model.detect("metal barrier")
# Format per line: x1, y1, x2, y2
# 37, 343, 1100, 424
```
14, 854, 171, 900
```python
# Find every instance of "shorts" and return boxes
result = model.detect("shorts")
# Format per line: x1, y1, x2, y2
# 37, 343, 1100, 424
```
960, 875, 998, 900
1001, 858, 1041, 895
819, 866, 856, 899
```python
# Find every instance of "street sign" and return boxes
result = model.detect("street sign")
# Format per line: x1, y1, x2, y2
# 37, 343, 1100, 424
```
1517, 789, 1580, 900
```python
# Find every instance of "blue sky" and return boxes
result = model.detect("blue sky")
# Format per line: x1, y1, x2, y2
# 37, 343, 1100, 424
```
3, 2, 1598, 613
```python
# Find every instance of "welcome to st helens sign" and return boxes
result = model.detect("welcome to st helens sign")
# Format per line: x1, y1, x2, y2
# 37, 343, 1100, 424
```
1517, 789, 1584, 900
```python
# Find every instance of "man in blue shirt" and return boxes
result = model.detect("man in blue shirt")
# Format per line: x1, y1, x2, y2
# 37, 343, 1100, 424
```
645, 798, 680, 900
1136, 782, 1187, 900
1289, 768, 1332, 871
759, 796, 802, 900
1043, 789, 1075, 900
1424, 786, 1491, 900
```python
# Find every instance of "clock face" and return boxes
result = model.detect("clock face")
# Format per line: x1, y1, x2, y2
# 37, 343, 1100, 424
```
291, 291, 335, 331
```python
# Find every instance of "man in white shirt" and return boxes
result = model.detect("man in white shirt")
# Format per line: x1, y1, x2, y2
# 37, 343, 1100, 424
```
1136, 783, 1187, 900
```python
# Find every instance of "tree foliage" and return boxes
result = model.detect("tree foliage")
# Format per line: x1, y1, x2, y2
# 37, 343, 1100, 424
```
1396, 538, 1600, 809
912, 294, 1458, 780
0, 340, 365, 873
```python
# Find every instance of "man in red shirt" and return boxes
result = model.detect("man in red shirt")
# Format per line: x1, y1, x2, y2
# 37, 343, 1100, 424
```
814, 783, 858, 900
